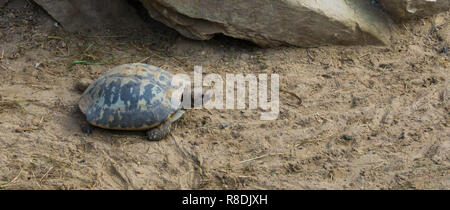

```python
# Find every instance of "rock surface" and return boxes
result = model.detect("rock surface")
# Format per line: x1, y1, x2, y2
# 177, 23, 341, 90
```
139, 0, 393, 47
379, 0, 450, 21
33, 0, 144, 33
0, 0, 8, 8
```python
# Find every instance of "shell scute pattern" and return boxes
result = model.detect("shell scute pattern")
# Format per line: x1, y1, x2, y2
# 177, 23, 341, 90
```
79, 63, 181, 131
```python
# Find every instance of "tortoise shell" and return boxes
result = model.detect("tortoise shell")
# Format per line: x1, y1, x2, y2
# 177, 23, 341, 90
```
78, 63, 184, 131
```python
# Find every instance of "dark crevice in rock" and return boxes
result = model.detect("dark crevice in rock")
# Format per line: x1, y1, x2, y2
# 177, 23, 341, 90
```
211, 34, 259, 49
126, 0, 158, 24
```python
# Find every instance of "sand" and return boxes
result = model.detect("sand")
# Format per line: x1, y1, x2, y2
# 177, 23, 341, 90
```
0, 0, 448, 189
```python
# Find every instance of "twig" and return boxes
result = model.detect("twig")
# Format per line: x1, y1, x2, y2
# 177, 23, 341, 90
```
83, 43, 94, 53
171, 135, 190, 159
1, 167, 23, 188
281, 89, 303, 105
239, 153, 284, 164
9, 167, 23, 184
132, 42, 184, 67
205, 109, 213, 115
78, 33, 127, 38
39, 116, 44, 124
71, 60, 106, 66
139, 56, 151, 63
31, 170, 42, 189
0, 64, 9, 70
403, 24, 409, 32
46, 36, 64, 41
239, 154, 269, 164
40, 166, 53, 183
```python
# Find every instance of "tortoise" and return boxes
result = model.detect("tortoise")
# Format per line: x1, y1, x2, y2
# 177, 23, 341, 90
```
78, 63, 197, 141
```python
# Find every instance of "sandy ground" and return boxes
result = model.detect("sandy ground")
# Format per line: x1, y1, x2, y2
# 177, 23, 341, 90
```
0, 0, 448, 190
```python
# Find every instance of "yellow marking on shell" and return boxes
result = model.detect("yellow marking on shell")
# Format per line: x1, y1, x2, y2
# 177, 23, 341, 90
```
156, 73, 170, 86
153, 71, 161, 81
99, 109, 105, 121
164, 88, 175, 107
89, 120, 162, 131
134, 66, 144, 76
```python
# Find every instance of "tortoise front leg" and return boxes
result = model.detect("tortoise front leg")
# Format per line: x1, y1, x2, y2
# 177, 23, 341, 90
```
75, 78, 94, 93
146, 121, 172, 141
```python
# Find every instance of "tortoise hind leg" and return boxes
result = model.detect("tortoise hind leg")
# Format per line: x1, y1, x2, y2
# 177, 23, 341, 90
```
80, 121, 94, 136
146, 121, 172, 141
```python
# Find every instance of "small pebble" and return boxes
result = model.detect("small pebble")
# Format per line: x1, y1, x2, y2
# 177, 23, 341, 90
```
440, 46, 448, 54
341, 135, 354, 141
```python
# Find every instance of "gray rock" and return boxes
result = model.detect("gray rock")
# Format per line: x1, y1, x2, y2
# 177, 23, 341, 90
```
378, 0, 450, 21
33, 0, 144, 33
0, 0, 9, 8
139, 0, 393, 47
